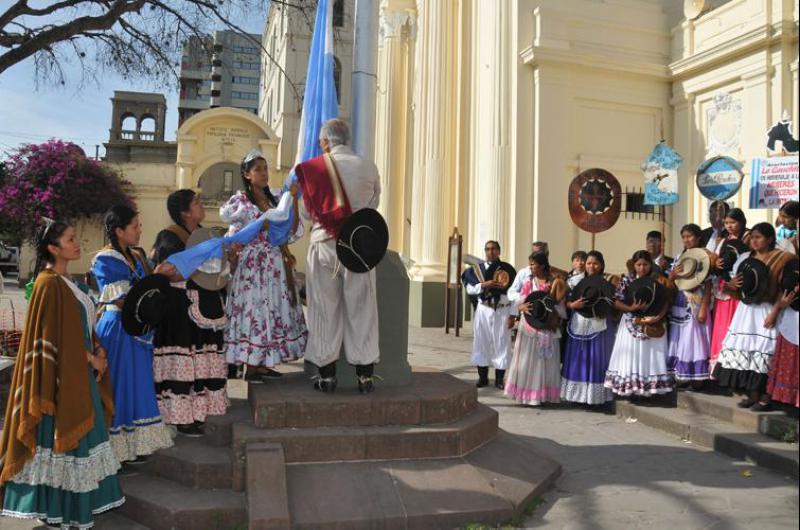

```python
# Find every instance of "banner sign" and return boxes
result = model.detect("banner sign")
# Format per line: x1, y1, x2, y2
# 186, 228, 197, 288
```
641, 141, 681, 205
749, 156, 799, 209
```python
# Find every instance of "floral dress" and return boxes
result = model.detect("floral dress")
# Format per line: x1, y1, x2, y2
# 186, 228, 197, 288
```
220, 190, 308, 367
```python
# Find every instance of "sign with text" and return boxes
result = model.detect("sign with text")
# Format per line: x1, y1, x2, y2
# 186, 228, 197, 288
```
749, 156, 799, 209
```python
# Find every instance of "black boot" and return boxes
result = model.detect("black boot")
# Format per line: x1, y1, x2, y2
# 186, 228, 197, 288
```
494, 369, 505, 390
313, 362, 337, 393
356, 364, 375, 394
476, 366, 489, 388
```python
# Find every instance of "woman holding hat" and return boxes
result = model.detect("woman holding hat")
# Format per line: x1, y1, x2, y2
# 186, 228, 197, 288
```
92, 205, 173, 464
713, 223, 794, 411
504, 252, 567, 406
604, 250, 674, 397
220, 150, 306, 381
1, 220, 125, 527
560, 251, 616, 405
709, 209, 749, 375
666, 224, 713, 386
765, 259, 799, 407
149, 190, 229, 437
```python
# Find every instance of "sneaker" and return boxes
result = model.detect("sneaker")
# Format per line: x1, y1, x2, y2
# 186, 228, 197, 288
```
261, 368, 283, 378
358, 376, 375, 395
313, 376, 337, 393
177, 423, 205, 437
244, 371, 264, 383
750, 402, 772, 412
737, 398, 755, 408
127, 455, 149, 466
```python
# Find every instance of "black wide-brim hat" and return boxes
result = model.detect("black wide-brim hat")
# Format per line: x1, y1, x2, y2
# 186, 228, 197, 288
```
779, 258, 799, 311
336, 208, 389, 273
122, 274, 170, 336
738, 257, 770, 305
523, 291, 556, 329
625, 277, 668, 317
569, 275, 615, 319
485, 261, 517, 295
718, 239, 749, 280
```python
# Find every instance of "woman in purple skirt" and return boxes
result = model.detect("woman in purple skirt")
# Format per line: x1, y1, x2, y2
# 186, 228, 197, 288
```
560, 251, 617, 405
667, 224, 713, 388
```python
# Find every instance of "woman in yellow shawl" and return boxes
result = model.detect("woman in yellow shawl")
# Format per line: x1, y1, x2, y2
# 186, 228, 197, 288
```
0, 219, 124, 528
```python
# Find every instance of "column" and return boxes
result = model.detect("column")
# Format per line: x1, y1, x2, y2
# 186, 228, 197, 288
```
409, 0, 458, 281
469, 0, 512, 254
375, 0, 416, 252
406, 0, 459, 326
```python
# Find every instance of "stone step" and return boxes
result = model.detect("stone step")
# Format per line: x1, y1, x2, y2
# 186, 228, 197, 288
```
144, 436, 233, 490
676, 390, 799, 441
118, 474, 246, 530
204, 398, 251, 447
285, 430, 561, 530
233, 403, 498, 467
616, 400, 799, 479
247, 442, 291, 529
248, 368, 477, 429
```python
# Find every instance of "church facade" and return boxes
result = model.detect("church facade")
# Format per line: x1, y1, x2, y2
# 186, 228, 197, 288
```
372, 0, 798, 325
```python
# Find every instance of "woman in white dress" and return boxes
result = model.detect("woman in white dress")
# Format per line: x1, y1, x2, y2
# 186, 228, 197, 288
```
220, 150, 306, 382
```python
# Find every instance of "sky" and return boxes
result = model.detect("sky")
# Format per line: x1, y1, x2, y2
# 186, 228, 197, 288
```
0, 3, 270, 159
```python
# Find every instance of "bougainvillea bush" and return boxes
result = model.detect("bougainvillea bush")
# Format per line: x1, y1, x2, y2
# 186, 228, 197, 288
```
0, 140, 132, 243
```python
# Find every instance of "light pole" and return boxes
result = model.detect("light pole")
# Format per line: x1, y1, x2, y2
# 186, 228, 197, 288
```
350, 0, 379, 161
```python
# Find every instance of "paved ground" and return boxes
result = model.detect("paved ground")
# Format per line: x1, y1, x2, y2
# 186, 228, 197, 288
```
408, 326, 799, 530
2, 278, 798, 529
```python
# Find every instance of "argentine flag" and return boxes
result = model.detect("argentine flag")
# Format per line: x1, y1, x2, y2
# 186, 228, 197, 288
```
293, 0, 339, 168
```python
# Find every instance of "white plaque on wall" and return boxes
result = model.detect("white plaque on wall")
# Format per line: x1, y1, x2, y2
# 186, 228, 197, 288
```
706, 92, 742, 157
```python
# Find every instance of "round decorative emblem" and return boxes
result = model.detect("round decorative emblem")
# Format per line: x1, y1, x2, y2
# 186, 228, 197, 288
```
696, 156, 744, 201
568, 168, 622, 233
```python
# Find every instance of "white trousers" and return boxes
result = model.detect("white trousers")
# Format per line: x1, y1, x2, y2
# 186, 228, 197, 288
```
305, 239, 380, 367
471, 303, 513, 370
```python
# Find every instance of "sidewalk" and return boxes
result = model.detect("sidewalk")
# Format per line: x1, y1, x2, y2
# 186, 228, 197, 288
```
409, 325, 798, 529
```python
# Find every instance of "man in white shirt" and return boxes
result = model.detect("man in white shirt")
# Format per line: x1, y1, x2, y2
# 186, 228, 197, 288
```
462, 241, 516, 389
301, 119, 382, 394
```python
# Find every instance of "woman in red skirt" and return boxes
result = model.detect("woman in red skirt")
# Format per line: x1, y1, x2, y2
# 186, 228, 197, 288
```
765, 260, 798, 408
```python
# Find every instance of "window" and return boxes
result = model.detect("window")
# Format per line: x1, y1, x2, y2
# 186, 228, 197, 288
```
232, 76, 259, 85
231, 91, 258, 100
333, 56, 342, 104
232, 61, 260, 70
333, 0, 344, 27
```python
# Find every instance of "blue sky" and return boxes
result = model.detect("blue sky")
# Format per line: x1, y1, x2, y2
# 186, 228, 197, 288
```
0, 5, 269, 158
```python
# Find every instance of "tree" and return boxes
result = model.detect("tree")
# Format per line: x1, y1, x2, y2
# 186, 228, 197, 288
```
0, 139, 133, 243
0, 1, 309, 101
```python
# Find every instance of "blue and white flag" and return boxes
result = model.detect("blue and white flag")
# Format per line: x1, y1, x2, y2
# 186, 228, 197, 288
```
292, 0, 339, 174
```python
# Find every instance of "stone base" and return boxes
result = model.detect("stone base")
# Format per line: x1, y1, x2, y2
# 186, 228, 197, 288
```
409, 279, 446, 327
114, 368, 561, 530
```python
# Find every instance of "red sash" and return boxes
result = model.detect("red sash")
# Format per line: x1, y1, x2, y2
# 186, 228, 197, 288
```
295, 153, 352, 238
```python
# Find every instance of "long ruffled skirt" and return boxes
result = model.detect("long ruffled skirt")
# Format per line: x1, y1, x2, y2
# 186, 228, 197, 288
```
505, 328, 561, 406
604, 315, 674, 396
560, 321, 615, 404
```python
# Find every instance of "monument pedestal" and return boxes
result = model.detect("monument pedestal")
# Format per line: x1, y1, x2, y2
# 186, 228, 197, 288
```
115, 251, 560, 529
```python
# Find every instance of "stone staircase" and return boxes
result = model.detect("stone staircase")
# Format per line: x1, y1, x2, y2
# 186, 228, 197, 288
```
112, 368, 560, 529
615, 389, 799, 479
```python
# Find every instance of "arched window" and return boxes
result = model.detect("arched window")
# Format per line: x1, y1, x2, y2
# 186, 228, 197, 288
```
333, 56, 342, 104
333, 0, 344, 28
139, 115, 156, 141
120, 114, 137, 140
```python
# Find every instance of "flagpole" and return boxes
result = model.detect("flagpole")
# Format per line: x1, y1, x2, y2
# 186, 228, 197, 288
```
350, 0, 379, 161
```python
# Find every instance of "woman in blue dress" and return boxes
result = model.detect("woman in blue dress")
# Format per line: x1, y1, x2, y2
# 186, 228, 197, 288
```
1, 219, 124, 528
92, 205, 173, 464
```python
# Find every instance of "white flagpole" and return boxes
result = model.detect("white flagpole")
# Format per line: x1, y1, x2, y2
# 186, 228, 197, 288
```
350, 0, 379, 161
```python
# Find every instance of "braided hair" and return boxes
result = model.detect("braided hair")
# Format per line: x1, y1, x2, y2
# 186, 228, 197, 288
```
33, 219, 69, 279
630, 250, 655, 278
104, 204, 138, 263
167, 189, 196, 231
241, 155, 277, 209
